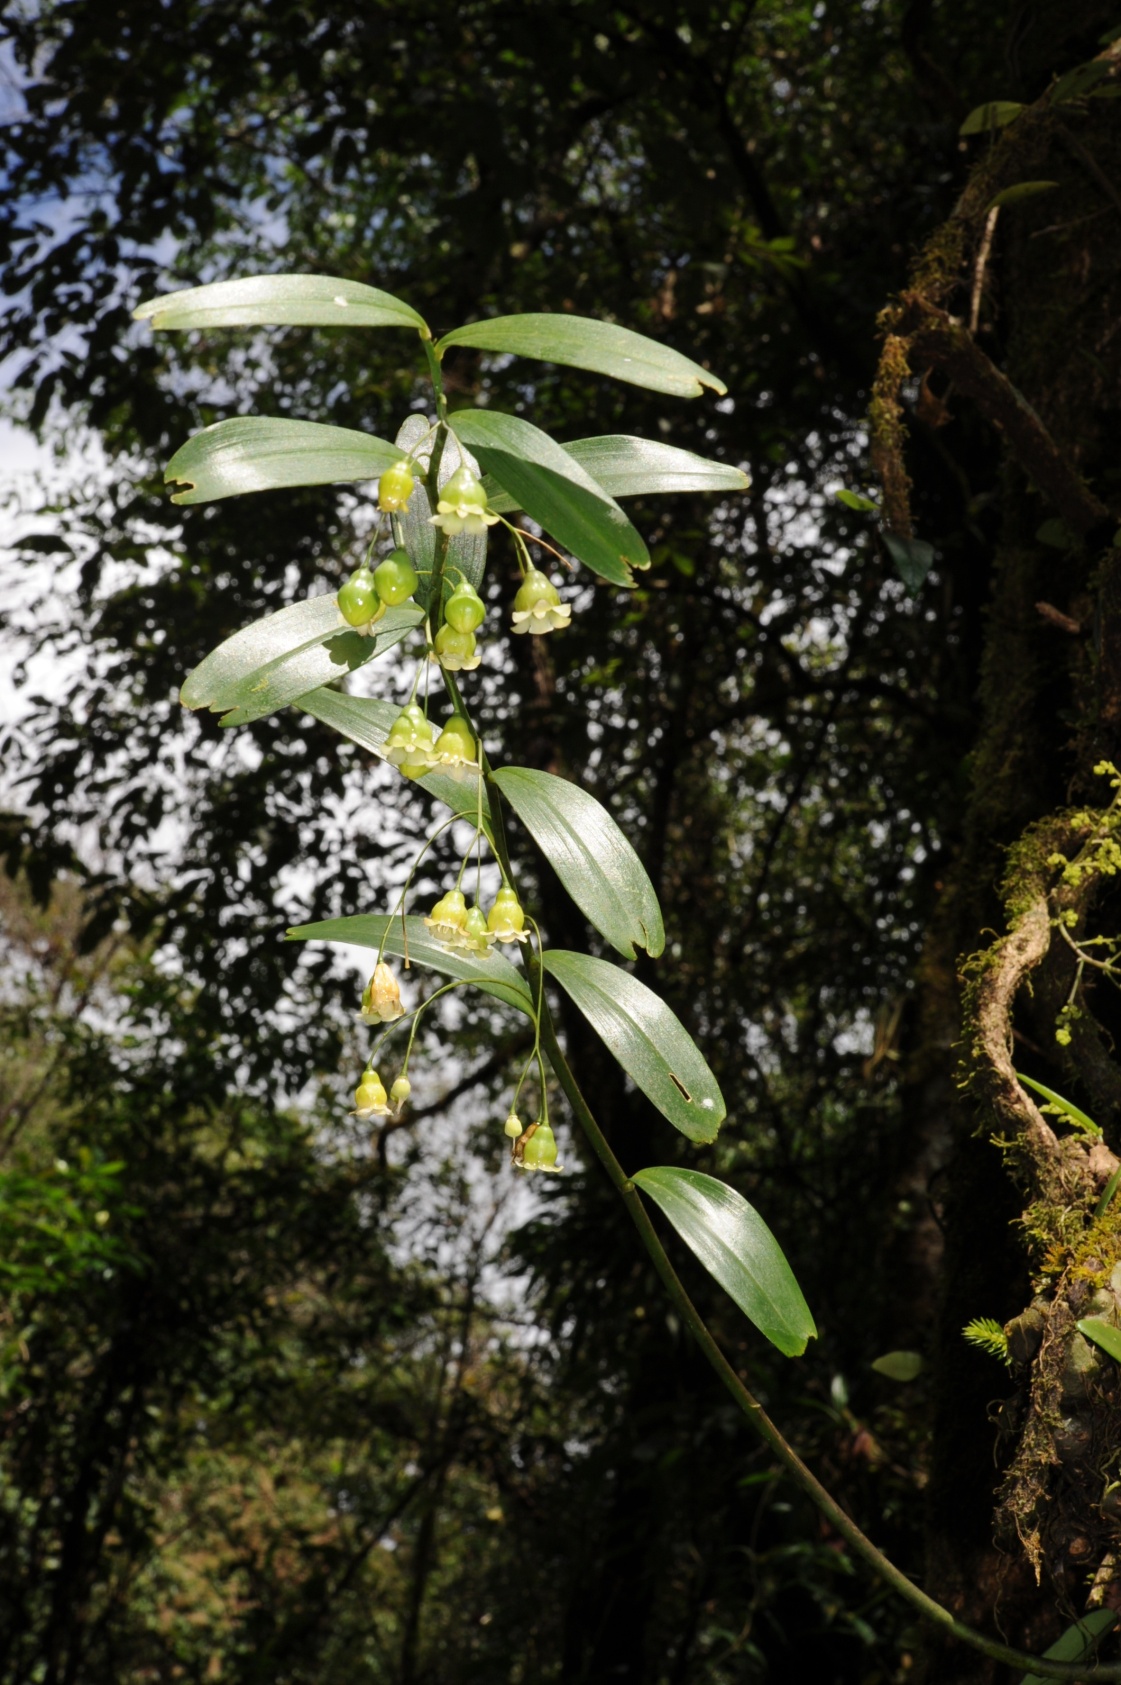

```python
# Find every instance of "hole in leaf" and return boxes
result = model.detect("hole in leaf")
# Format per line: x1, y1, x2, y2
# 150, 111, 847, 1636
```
669, 1072, 692, 1102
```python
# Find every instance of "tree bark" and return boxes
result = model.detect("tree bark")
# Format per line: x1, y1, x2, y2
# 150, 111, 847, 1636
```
879, 30, 1121, 1679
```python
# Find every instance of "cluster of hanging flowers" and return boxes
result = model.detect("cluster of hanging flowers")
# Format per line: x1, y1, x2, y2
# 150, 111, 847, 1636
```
423, 883, 528, 954
343, 459, 577, 1176
352, 1063, 412, 1120
382, 708, 480, 782
338, 543, 420, 637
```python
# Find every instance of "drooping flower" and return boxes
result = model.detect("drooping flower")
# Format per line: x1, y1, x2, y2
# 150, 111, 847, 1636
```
338, 565, 388, 636
373, 549, 419, 606
433, 714, 480, 779
429, 466, 500, 537
516, 1120, 563, 1173
444, 578, 487, 633
359, 961, 405, 1024
378, 460, 415, 512
424, 888, 469, 948
511, 568, 571, 636
487, 885, 529, 944
384, 705, 438, 777
390, 1076, 412, 1111
432, 623, 481, 672
352, 1067, 392, 1119
460, 904, 495, 954
503, 1109, 523, 1140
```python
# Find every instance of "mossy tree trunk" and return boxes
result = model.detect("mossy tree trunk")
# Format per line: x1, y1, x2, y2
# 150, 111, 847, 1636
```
879, 22, 1121, 1679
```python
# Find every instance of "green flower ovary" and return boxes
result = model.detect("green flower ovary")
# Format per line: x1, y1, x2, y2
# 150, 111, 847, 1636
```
444, 578, 487, 633
338, 565, 386, 632
374, 549, 419, 606
377, 461, 415, 512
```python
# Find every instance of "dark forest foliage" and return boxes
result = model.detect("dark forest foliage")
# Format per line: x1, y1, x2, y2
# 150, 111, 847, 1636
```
2, 3, 1121, 1681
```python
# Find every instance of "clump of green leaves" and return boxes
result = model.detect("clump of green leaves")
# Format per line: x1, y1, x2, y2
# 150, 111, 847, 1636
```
133, 272, 821, 1363
1016, 1073, 1101, 1138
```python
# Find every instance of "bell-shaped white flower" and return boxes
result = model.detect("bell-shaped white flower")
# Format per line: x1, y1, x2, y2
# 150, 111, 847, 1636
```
352, 1068, 392, 1119
429, 466, 500, 537
511, 568, 571, 636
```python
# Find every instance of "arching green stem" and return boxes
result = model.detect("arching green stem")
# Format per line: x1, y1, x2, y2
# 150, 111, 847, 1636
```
530, 994, 1121, 1682
418, 667, 1119, 1671
423, 338, 448, 424
378, 811, 478, 966
424, 635, 1117, 1680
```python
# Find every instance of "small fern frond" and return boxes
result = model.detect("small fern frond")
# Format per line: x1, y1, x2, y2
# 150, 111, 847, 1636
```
963, 1317, 1012, 1367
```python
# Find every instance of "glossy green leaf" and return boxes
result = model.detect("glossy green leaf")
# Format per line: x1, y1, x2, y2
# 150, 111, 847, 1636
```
1077, 1317, 1121, 1363
835, 488, 879, 513
871, 1350, 923, 1381
437, 313, 726, 398
180, 596, 422, 726
959, 100, 1024, 134
631, 1167, 816, 1357
1052, 59, 1115, 104
987, 180, 1059, 211
1019, 1610, 1116, 1685
294, 687, 493, 825
451, 410, 647, 587
165, 418, 403, 504
1016, 1073, 1101, 1136
285, 914, 532, 1015
483, 434, 748, 513
393, 415, 488, 612
491, 765, 663, 959
543, 950, 723, 1141
883, 533, 935, 596
134, 273, 427, 333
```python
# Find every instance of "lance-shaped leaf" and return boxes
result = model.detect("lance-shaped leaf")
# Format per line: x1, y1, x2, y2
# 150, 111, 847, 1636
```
986, 180, 1059, 211
959, 100, 1024, 134
1077, 1317, 1121, 1364
632, 1167, 817, 1357
294, 687, 493, 825
436, 314, 726, 399
543, 950, 723, 1141
871, 1350, 923, 1381
394, 415, 487, 612
134, 273, 428, 334
1052, 58, 1115, 104
286, 914, 532, 1015
451, 410, 647, 587
491, 766, 663, 959
1016, 1072, 1101, 1136
1019, 1611, 1117, 1685
484, 435, 749, 513
165, 417, 404, 504
180, 596, 422, 727
883, 533, 935, 597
